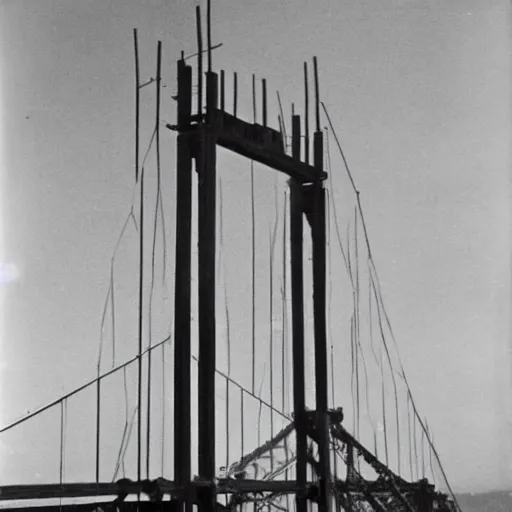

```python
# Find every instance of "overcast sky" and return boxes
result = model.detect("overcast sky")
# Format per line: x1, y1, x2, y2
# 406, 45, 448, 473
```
0, 0, 510, 496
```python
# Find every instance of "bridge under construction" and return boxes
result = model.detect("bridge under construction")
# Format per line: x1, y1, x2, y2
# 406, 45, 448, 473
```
0, 4, 461, 512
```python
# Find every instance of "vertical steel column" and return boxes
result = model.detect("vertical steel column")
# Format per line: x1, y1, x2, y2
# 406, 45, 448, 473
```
262, 79, 267, 127
312, 130, 330, 512
196, 6, 203, 118
312, 55, 331, 512
174, 58, 193, 512
197, 70, 218, 512
290, 114, 307, 512
220, 70, 225, 111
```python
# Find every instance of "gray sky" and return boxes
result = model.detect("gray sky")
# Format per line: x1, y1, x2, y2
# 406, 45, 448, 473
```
0, 0, 510, 496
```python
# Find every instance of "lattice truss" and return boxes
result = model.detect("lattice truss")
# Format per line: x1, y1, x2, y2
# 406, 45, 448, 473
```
214, 411, 456, 512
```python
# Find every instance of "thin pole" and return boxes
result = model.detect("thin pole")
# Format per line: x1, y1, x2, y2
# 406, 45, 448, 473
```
262, 78, 267, 127
313, 57, 320, 132
134, 29, 140, 182
95, 376, 100, 484
330, 347, 335, 408
146, 40, 162, 480
408, 391, 413, 480
207, 0, 212, 71
421, 418, 426, 478
233, 72, 238, 117
225, 378, 230, 475
110, 269, 116, 366
413, 398, 419, 479
220, 70, 225, 111
240, 390, 245, 457
133, 27, 144, 486
304, 63, 309, 164
252, 75, 256, 123
269, 228, 275, 473
161, 342, 165, 476
137, 149, 144, 486
196, 6, 203, 117
251, 74, 256, 395
281, 194, 287, 413
60, 401, 64, 485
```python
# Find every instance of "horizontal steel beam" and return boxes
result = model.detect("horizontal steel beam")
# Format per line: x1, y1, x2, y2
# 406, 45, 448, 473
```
3, 503, 178, 512
212, 109, 326, 182
0, 481, 156, 501
212, 109, 284, 153
0, 479, 447, 510
340, 480, 434, 494
166, 111, 326, 183
217, 479, 311, 494
0, 479, 314, 502
216, 132, 326, 183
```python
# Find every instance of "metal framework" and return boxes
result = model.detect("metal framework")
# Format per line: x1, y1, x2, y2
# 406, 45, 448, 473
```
0, 6, 458, 512
0, 412, 454, 511
169, 30, 332, 512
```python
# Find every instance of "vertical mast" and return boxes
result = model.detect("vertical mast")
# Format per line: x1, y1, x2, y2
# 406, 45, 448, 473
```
311, 55, 331, 512
197, 3, 218, 511
134, 27, 144, 488
174, 53, 193, 511
290, 113, 308, 512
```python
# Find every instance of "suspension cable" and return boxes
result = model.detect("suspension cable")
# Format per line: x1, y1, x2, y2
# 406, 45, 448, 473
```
322, 101, 459, 506
0, 335, 171, 434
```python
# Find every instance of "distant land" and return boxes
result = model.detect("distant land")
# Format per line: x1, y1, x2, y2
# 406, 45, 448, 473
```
456, 490, 512, 511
